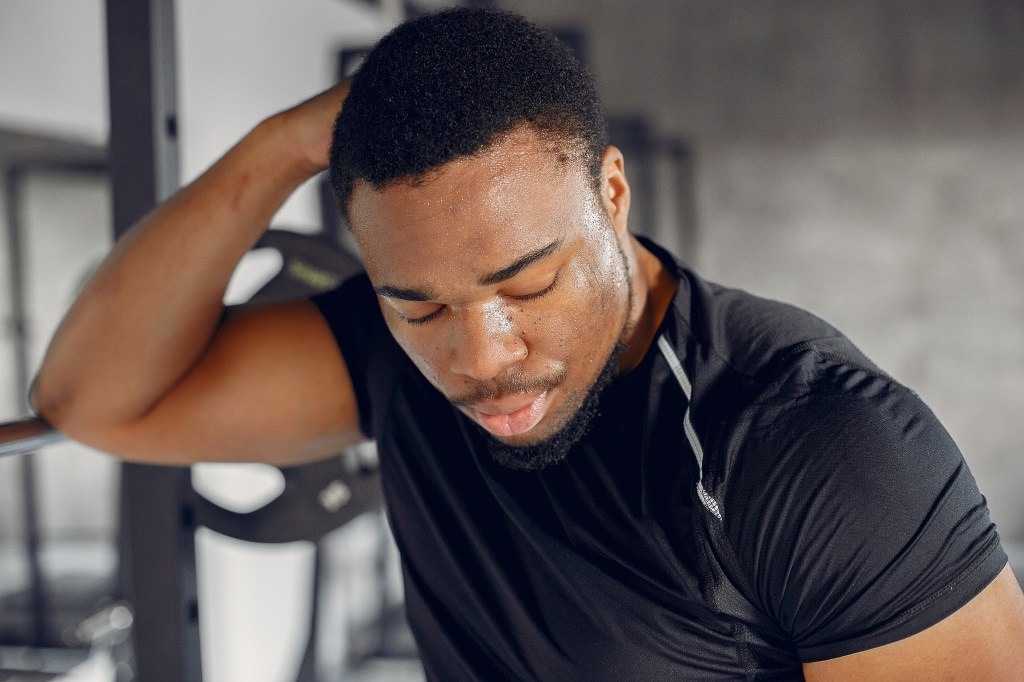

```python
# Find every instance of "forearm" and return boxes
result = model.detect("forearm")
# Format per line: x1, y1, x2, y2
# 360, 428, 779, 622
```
32, 112, 317, 436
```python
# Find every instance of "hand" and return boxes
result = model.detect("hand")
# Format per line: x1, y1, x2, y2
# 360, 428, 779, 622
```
274, 80, 351, 177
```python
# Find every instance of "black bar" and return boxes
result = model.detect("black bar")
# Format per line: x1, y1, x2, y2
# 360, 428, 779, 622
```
105, 0, 180, 227
294, 547, 320, 682
105, 0, 201, 680
3, 169, 29, 411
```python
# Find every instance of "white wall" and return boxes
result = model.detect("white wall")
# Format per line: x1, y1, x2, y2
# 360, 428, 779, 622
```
0, 1, 109, 142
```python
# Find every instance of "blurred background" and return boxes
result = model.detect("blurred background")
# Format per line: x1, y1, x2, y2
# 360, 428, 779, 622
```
1, 0, 1021, 680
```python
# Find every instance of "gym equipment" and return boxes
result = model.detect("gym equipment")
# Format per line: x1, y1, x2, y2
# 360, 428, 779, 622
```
0, 126, 112, 680
194, 227, 382, 549
0, 227, 385, 681
0, 418, 62, 459
0, 3, 385, 672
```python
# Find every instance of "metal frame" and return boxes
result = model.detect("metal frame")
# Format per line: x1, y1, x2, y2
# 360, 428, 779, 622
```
3, 1, 209, 674
1, 128, 106, 653
105, 1, 201, 680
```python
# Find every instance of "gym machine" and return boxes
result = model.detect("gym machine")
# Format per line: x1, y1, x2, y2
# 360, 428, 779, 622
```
0, 1, 398, 680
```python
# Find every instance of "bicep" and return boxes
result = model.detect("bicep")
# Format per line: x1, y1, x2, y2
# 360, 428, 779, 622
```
107, 300, 364, 465
803, 563, 1024, 681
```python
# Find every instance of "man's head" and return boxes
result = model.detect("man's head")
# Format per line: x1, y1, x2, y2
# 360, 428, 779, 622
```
332, 9, 637, 470
330, 7, 608, 211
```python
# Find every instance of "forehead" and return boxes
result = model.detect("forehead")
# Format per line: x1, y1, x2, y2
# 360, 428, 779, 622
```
348, 127, 599, 286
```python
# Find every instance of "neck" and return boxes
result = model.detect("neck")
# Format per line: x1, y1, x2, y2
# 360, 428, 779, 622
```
617, 234, 678, 373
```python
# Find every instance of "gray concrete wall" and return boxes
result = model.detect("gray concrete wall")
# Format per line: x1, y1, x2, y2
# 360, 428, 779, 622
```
500, 0, 1024, 544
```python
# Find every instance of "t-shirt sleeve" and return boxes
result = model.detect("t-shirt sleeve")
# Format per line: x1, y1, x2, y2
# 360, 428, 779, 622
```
310, 272, 400, 440
724, 360, 1008, 662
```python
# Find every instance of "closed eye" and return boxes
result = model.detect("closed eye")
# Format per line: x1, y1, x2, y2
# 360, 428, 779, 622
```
508, 272, 560, 301
402, 306, 445, 325
400, 271, 561, 324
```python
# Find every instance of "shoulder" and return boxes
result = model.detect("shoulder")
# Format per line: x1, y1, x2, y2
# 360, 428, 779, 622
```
720, 352, 954, 532
676, 264, 878, 384
716, 347, 1005, 660
652, 254, 1006, 660
311, 272, 411, 438
311, 271, 378, 323
664, 260, 889, 447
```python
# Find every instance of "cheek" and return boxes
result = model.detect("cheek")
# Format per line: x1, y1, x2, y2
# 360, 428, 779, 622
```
519, 265, 622, 352
572, 237, 630, 318
382, 315, 447, 387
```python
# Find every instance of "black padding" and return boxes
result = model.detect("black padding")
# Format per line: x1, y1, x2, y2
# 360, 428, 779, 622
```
248, 229, 363, 304
192, 454, 382, 544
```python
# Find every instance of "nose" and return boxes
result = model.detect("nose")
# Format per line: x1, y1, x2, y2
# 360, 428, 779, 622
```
448, 303, 527, 381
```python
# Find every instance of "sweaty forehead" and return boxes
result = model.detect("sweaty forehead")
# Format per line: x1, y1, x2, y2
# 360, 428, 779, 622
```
348, 127, 597, 285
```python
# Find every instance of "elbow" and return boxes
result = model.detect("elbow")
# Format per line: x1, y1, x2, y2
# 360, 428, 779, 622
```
29, 371, 74, 433
29, 370, 161, 462
29, 370, 107, 447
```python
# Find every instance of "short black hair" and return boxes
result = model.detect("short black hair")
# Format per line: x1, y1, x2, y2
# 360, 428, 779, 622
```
329, 7, 608, 216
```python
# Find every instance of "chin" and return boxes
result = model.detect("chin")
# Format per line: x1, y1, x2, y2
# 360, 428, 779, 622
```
480, 346, 623, 472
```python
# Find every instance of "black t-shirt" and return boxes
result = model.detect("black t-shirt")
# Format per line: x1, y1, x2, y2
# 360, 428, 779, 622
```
312, 238, 1006, 680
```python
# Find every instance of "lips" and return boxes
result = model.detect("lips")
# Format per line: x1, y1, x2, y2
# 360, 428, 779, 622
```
468, 390, 553, 438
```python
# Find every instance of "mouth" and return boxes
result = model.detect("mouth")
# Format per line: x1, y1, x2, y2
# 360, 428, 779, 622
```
466, 390, 554, 438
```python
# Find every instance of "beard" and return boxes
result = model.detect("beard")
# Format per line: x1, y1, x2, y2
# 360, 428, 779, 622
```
478, 339, 626, 471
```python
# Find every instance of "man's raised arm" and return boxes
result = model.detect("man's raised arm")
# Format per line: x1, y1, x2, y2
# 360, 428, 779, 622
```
31, 83, 364, 466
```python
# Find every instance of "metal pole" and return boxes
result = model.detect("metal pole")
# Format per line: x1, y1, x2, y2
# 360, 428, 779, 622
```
4, 165, 48, 646
0, 418, 64, 459
104, 0, 202, 679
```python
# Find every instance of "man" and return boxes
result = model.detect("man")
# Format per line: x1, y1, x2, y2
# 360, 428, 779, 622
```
32, 8, 1024, 680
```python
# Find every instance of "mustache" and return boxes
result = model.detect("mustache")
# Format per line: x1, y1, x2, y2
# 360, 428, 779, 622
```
449, 367, 567, 407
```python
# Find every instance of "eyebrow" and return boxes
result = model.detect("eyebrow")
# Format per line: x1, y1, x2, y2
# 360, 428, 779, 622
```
478, 239, 563, 286
373, 285, 438, 302
373, 239, 563, 302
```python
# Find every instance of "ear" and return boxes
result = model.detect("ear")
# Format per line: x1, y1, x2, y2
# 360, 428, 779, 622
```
600, 145, 631, 237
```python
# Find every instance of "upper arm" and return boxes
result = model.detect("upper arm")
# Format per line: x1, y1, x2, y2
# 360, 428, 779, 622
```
803, 563, 1024, 681
104, 299, 365, 466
